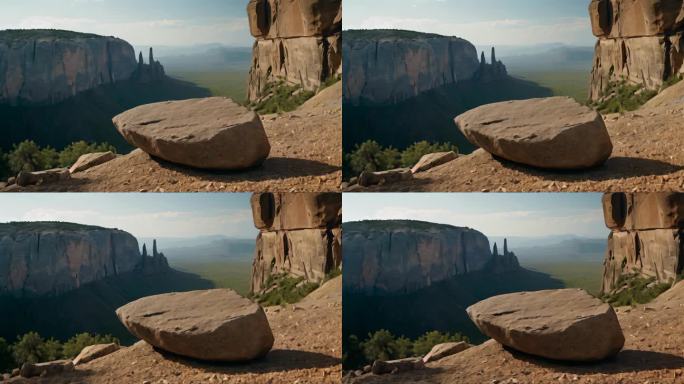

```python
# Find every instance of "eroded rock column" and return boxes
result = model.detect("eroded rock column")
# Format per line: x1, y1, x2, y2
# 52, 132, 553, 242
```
250, 193, 342, 293
601, 192, 684, 293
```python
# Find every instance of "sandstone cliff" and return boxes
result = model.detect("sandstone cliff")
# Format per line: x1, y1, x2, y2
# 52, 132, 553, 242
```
342, 30, 507, 105
343, 220, 519, 295
589, 0, 684, 100
246, 0, 342, 101
0, 30, 139, 105
0, 222, 168, 297
601, 193, 684, 293
250, 193, 342, 293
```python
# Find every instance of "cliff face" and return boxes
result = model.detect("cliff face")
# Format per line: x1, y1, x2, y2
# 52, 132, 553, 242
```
601, 193, 684, 293
0, 222, 168, 297
0, 30, 139, 105
342, 30, 507, 105
246, 0, 342, 101
588, 0, 684, 100
343, 220, 519, 295
250, 193, 342, 293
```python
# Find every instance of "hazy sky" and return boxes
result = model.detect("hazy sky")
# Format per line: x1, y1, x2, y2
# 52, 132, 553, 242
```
344, 193, 607, 238
0, 193, 257, 239
345, 0, 596, 46
0, 0, 252, 46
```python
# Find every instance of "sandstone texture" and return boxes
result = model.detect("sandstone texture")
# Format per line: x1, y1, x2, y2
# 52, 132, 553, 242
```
16, 168, 71, 186
589, 0, 684, 100
113, 97, 271, 170
73, 344, 119, 366
467, 289, 625, 361
343, 220, 519, 295
601, 192, 684, 293
372, 358, 424, 375
251, 193, 342, 293
20, 360, 74, 378
411, 152, 459, 174
422, 342, 471, 363
69, 152, 116, 173
0, 30, 137, 105
343, 30, 507, 105
456, 97, 613, 170
358, 168, 413, 187
0, 222, 168, 297
247, 0, 341, 101
116, 289, 274, 362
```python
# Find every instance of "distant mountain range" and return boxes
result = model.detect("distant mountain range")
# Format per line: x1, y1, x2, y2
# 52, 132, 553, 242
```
489, 236, 606, 263
138, 236, 255, 262
136, 45, 252, 72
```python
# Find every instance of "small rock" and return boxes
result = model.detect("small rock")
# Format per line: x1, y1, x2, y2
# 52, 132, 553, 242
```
16, 168, 70, 187
69, 152, 116, 173
358, 168, 412, 187
411, 151, 458, 173
20, 360, 74, 378
422, 341, 471, 363
371, 357, 424, 375
73, 343, 120, 365
7, 176, 16, 185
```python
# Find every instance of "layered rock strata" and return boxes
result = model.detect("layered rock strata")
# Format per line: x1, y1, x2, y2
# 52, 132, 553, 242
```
0, 222, 168, 297
601, 193, 684, 293
343, 220, 519, 295
250, 193, 342, 293
246, 0, 342, 101
0, 30, 137, 105
589, 0, 684, 100
342, 30, 507, 105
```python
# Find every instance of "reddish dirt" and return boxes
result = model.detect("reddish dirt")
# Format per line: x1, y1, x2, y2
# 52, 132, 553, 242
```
354, 82, 684, 193
349, 281, 684, 384
6, 277, 342, 384
8, 83, 342, 193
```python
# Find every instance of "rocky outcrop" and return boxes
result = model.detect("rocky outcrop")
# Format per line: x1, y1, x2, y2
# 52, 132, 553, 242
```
343, 220, 520, 295
601, 193, 684, 293
116, 289, 274, 362
0, 222, 168, 297
0, 30, 136, 105
246, 0, 342, 101
588, 0, 684, 100
467, 289, 625, 362
343, 30, 507, 105
456, 97, 613, 170
113, 97, 271, 170
250, 193, 342, 293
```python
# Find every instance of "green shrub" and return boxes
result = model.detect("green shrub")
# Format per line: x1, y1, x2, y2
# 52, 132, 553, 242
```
62, 333, 118, 359
7, 141, 59, 174
12, 332, 46, 366
602, 273, 671, 307
591, 79, 658, 114
253, 274, 320, 306
58, 141, 116, 168
251, 81, 316, 114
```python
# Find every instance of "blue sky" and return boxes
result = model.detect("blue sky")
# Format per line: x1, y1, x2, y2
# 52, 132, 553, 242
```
344, 193, 607, 238
0, 0, 252, 46
0, 193, 257, 239
345, 0, 596, 46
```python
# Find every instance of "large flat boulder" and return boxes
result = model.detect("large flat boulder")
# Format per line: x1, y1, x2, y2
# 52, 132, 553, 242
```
113, 98, 271, 170
116, 289, 274, 362
467, 289, 625, 361
456, 97, 613, 170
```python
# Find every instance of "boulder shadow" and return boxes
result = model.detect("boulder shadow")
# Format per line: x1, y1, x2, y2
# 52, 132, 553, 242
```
151, 155, 340, 180
505, 346, 684, 374
158, 348, 340, 374
495, 155, 683, 181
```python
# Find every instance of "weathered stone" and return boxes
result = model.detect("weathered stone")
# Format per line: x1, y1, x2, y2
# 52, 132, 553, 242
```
247, 0, 341, 39
456, 97, 613, 170
73, 343, 119, 365
422, 342, 471, 363
20, 360, 74, 378
603, 193, 684, 230
467, 289, 625, 361
250, 193, 341, 231
69, 152, 116, 173
116, 289, 274, 362
0, 31, 137, 105
372, 357, 425, 375
6, 176, 15, 185
589, 0, 684, 39
343, 221, 519, 295
0, 223, 165, 297
114, 97, 270, 170
343, 34, 481, 105
358, 168, 413, 187
411, 151, 459, 173
16, 168, 70, 186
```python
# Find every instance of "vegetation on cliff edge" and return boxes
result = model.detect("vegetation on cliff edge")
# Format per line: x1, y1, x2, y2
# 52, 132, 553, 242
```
251, 75, 341, 115
591, 75, 682, 114
601, 273, 671, 307
343, 330, 469, 370
253, 268, 342, 307
0, 332, 118, 373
